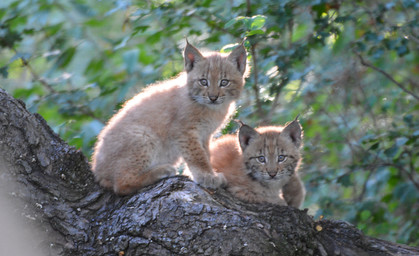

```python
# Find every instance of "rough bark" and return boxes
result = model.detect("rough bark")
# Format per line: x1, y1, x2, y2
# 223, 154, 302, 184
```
0, 88, 418, 256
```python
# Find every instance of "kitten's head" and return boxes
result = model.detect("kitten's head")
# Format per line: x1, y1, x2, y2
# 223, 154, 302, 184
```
238, 120, 303, 187
184, 42, 247, 107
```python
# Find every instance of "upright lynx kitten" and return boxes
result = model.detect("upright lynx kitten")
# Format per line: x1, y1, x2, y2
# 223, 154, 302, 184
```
210, 119, 305, 208
91, 42, 247, 195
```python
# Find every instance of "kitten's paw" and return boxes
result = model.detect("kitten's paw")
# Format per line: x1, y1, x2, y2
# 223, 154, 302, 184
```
268, 197, 287, 206
195, 172, 227, 190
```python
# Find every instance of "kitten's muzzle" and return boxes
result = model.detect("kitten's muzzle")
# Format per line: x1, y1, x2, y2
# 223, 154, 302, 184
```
208, 95, 219, 102
268, 171, 278, 178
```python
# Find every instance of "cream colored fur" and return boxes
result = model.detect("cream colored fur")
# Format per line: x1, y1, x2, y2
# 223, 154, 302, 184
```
91, 42, 247, 195
210, 120, 306, 208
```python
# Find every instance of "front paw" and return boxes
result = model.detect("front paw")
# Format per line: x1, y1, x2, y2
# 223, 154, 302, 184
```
195, 172, 227, 189
268, 197, 287, 206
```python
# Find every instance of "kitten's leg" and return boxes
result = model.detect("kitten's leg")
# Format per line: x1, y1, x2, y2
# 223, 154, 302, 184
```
179, 135, 226, 189
111, 130, 176, 195
113, 164, 176, 195
282, 174, 306, 208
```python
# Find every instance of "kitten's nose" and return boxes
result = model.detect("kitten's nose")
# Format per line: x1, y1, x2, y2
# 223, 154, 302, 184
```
268, 171, 277, 178
209, 95, 218, 102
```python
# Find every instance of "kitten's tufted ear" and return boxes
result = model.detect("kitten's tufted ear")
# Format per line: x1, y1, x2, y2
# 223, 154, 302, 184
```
239, 124, 260, 151
184, 41, 204, 72
281, 119, 303, 148
227, 44, 247, 75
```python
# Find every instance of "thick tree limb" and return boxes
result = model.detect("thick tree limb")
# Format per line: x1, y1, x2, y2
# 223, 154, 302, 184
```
0, 88, 418, 255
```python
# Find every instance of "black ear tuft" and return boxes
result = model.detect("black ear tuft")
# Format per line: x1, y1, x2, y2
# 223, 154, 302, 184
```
184, 41, 204, 72
227, 44, 247, 75
239, 124, 259, 151
281, 119, 302, 148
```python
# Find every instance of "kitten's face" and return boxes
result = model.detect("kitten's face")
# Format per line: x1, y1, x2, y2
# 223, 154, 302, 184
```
184, 43, 247, 107
239, 122, 302, 187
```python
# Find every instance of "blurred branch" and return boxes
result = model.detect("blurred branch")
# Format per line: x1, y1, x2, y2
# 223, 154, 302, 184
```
13, 48, 57, 94
408, 78, 419, 89
404, 150, 419, 193
407, 33, 419, 45
357, 158, 419, 194
246, 0, 251, 15
287, 18, 294, 48
191, 14, 238, 37
399, 2, 419, 45
399, 165, 419, 193
12, 48, 105, 124
357, 168, 375, 202
262, 14, 297, 124
355, 52, 419, 101
246, 0, 264, 119
250, 43, 264, 118
356, 81, 378, 127
263, 80, 287, 123
320, 108, 360, 157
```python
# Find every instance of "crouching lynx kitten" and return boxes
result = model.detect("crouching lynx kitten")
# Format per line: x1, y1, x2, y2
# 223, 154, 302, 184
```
210, 119, 305, 208
91, 42, 248, 195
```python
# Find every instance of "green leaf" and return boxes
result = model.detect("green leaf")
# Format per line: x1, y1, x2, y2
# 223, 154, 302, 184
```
84, 18, 105, 27
360, 210, 371, 221
0, 26, 22, 48
369, 142, 380, 150
292, 23, 307, 42
225, 16, 246, 28
394, 183, 419, 204
114, 35, 131, 50
55, 47, 76, 68
146, 31, 163, 44
85, 58, 104, 76
123, 49, 139, 74
396, 45, 409, 56
133, 25, 149, 34
337, 173, 352, 187
0, 66, 8, 78
403, 114, 413, 125
13, 85, 44, 98
395, 137, 408, 147
384, 144, 400, 159
250, 15, 266, 30
245, 29, 265, 36
139, 48, 154, 65
10, 52, 31, 63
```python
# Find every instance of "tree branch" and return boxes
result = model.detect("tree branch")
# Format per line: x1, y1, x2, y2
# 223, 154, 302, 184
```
397, 160, 419, 193
244, 0, 264, 119
250, 43, 264, 118
12, 48, 106, 124
262, 80, 287, 124
13, 48, 57, 94
1, 88, 419, 255
356, 53, 419, 101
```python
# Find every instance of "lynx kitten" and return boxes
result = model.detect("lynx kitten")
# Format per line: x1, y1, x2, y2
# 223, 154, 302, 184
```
210, 119, 305, 208
91, 42, 247, 195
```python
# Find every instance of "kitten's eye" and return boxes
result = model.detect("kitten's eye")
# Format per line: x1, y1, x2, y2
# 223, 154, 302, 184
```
278, 155, 287, 162
219, 79, 230, 87
256, 156, 266, 164
199, 79, 208, 86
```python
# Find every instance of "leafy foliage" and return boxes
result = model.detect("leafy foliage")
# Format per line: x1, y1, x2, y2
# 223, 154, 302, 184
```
1, 0, 418, 246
